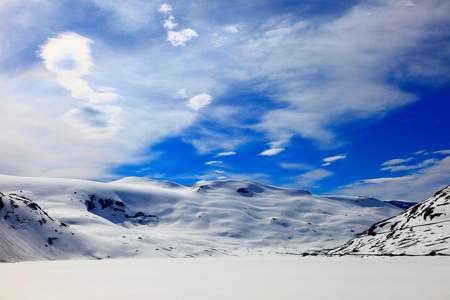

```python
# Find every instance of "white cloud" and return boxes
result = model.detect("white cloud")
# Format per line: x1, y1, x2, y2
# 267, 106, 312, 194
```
434, 149, 450, 155
62, 105, 122, 139
167, 29, 198, 47
360, 176, 415, 184
39, 32, 121, 137
381, 158, 437, 172
259, 147, 285, 156
39, 32, 120, 107
279, 162, 312, 170
189, 170, 271, 184
413, 149, 429, 155
1, 0, 449, 181
163, 16, 178, 30
204, 160, 223, 166
183, 105, 250, 154
187, 93, 213, 110
293, 168, 333, 188
185, 128, 247, 154
158, 3, 172, 14
242, 0, 450, 148
158, 3, 198, 47
216, 151, 236, 157
381, 157, 413, 166
94, 0, 449, 155
0, 24, 200, 178
322, 154, 346, 166
40, 32, 93, 76
89, 0, 159, 32
337, 156, 450, 201
224, 24, 240, 33
0, 69, 197, 178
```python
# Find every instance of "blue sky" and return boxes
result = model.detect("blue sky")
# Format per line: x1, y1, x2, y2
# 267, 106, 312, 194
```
1, 0, 449, 201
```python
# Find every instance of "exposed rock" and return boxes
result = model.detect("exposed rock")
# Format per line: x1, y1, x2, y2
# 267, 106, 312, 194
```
84, 194, 159, 225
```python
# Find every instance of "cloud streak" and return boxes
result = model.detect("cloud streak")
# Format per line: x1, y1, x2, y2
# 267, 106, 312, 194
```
259, 147, 285, 157
337, 156, 450, 201
381, 158, 437, 172
279, 162, 312, 171
293, 168, 333, 188
205, 160, 223, 166
322, 154, 347, 166
216, 151, 236, 157
381, 157, 414, 166
244, 0, 450, 148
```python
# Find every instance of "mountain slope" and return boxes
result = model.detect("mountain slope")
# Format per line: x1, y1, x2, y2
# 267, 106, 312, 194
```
0, 192, 86, 261
0, 174, 402, 261
328, 185, 450, 256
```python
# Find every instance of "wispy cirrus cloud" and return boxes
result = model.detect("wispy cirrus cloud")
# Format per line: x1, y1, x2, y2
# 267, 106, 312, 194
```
322, 154, 346, 166
337, 156, 450, 201
216, 151, 236, 157
381, 158, 437, 172
434, 149, 450, 155
89, 0, 159, 32
381, 157, 414, 166
245, 0, 450, 149
279, 162, 312, 171
0, 0, 449, 186
292, 168, 333, 189
88, 0, 450, 159
359, 176, 415, 184
259, 147, 285, 157
205, 160, 223, 166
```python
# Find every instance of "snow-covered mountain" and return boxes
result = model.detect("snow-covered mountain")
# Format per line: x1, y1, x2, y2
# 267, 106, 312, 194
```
0, 191, 92, 261
0, 174, 403, 261
329, 185, 450, 256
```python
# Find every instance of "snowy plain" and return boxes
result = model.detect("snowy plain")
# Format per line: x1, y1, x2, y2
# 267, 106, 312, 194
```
2, 256, 450, 300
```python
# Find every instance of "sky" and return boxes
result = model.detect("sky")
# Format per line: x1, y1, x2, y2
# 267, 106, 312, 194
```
1, 0, 450, 201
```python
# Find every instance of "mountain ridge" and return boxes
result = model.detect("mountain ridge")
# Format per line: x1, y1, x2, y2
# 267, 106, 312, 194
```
0, 174, 403, 261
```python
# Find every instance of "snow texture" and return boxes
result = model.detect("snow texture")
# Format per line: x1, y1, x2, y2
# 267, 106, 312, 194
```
0, 174, 403, 261
1, 257, 449, 300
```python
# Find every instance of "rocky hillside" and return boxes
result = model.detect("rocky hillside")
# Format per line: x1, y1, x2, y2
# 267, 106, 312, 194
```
328, 185, 450, 256
0, 192, 83, 261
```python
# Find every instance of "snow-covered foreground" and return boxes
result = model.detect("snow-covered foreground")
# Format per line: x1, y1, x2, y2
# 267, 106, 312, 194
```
2, 256, 449, 300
